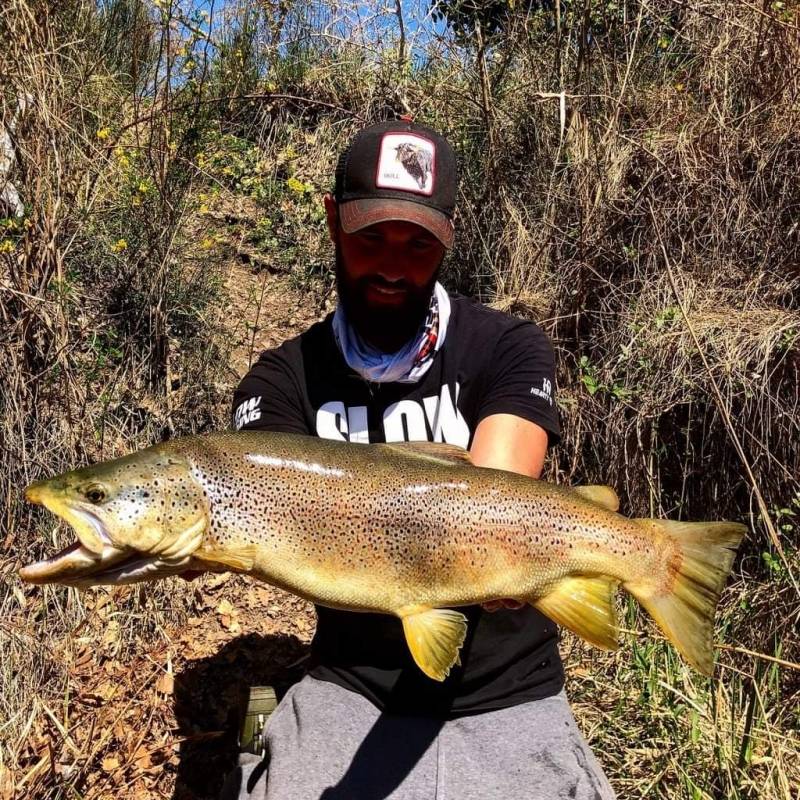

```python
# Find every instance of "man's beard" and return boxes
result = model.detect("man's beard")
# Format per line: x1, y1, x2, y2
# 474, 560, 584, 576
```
334, 244, 441, 354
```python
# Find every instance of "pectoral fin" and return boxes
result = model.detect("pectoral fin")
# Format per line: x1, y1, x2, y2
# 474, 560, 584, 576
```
572, 485, 620, 512
195, 545, 257, 572
533, 576, 619, 650
400, 606, 468, 681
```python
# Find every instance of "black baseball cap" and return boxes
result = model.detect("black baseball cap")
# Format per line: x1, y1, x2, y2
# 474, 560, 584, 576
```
333, 119, 457, 248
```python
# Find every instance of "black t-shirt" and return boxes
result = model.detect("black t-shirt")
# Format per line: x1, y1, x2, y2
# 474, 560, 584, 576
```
231, 292, 564, 716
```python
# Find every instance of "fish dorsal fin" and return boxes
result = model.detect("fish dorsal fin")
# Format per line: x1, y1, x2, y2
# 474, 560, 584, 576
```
195, 545, 256, 572
573, 485, 620, 512
399, 606, 468, 681
532, 576, 620, 651
383, 442, 472, 467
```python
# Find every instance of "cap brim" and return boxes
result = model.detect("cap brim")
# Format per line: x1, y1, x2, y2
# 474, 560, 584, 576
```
339, 198, 454, 249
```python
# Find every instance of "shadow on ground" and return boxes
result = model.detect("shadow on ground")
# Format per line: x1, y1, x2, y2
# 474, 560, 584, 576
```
172, 632, 309, 800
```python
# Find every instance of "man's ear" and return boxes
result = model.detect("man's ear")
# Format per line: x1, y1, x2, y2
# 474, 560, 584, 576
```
323, 193, 337, 242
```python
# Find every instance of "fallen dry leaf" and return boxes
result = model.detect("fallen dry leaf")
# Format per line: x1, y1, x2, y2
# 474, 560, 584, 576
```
216, 599, 235, 616
73, 647, 94, 669
205, 573, 231, 591
0, 769, 15, 800
102, 620, 120, 648
94, 681, 118, 701
133, 745, 153, 770
156, 671, 174, 695
101, 755, 120, 772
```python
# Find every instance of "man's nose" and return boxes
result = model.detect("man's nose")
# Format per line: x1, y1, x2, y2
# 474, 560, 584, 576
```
373, 255, 409, 283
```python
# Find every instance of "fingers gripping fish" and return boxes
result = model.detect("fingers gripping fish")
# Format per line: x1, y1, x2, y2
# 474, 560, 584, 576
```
19, 432, 745, 681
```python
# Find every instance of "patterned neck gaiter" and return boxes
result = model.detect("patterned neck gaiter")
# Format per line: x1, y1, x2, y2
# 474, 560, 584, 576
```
332, 282, 451, 384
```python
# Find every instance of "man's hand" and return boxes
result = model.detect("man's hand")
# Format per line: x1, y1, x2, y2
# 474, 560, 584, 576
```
482, 599, 526, 612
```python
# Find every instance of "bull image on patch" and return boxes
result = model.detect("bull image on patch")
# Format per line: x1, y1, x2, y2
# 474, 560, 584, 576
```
395, 142, 433, 190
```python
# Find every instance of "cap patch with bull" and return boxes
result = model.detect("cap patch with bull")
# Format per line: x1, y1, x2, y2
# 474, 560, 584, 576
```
376, 133, 436, 195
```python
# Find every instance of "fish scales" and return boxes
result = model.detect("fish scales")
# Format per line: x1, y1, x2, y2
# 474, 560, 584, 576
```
180, 433, 654, 609
20, 431, 746, 681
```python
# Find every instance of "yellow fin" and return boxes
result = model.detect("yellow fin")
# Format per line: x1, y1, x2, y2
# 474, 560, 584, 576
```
400, 606, 468, 681
383, 442, 472, 466
533, 576, 619, 650
195, 545, 256, 572
573, 485, 620, 512
627, 519, 746, 676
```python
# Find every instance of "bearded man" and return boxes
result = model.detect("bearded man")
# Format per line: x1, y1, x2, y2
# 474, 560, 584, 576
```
222, 119, 616, 800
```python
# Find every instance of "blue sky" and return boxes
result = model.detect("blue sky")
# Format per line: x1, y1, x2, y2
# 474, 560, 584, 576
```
182, 0, 449, 58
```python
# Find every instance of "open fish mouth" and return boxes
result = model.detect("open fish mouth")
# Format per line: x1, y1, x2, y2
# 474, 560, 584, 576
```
18, 542, 188, 586
20, 486, 189, 586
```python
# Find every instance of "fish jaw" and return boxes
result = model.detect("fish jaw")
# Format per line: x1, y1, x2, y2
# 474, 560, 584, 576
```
18, 540, 129, 584
19, 543, 194, 586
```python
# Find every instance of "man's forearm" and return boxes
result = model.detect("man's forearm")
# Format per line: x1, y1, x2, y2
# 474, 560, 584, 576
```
469, 413, 548, 478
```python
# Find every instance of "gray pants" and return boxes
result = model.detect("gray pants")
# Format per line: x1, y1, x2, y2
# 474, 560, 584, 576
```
220, 675, 616, 800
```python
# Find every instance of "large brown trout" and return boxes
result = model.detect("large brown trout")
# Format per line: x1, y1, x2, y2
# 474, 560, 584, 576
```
20, 432, 745, 680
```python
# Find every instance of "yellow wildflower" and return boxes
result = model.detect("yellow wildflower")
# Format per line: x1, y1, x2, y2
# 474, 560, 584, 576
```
200, 237, 216, 250
131, 195, 142, 207
0, 240, 15, 254
199, 203, 209, 214
114, 146, 130, 168
137, 181, 150, 194
97, 127, 111, 141
286, 177, 307, 195
111, 239, 128, 253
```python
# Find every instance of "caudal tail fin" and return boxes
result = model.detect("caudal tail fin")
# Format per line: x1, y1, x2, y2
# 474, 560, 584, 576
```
626, 519, 746, 675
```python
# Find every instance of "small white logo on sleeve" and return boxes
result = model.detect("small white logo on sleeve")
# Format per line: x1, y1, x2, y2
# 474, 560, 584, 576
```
376, 133, 435, 195
530, 378, 553, 406
234, 396, 262, 429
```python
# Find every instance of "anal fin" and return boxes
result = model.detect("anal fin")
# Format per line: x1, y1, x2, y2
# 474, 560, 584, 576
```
400, 606, 468, 681
533, 576, 619, 650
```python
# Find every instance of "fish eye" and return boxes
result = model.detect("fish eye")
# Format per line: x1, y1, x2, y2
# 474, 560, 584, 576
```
83, 484, 107, 504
